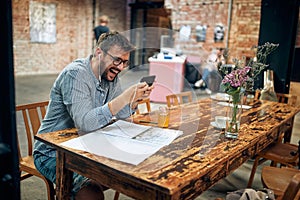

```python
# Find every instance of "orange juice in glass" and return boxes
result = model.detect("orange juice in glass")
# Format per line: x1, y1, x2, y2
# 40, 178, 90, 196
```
157, 107, 170, 128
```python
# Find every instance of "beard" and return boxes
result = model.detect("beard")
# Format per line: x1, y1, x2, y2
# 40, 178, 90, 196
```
101, 66, 121, 82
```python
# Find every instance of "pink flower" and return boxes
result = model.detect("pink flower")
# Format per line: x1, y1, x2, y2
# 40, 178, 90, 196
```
222, 66, 251, 88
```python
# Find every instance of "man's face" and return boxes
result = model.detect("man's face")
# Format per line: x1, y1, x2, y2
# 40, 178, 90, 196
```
101, 46, 130, 81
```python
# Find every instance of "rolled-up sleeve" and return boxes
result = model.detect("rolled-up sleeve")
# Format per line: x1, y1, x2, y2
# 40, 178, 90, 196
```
60, 68, 132, 132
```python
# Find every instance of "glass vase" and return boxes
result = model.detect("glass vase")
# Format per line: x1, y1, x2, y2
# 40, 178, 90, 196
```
225, 93, 244, 139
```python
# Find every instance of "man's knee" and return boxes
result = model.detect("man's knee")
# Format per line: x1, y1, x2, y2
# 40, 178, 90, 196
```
74, 180, 105, 200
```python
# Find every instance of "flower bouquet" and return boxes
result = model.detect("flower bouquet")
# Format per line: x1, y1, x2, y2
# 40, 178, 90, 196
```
218, 42, 279, 138
221, 67, 250, 138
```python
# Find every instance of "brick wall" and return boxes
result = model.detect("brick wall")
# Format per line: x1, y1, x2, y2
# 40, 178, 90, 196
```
13, 0, 94, 75
165, 0, 262, 62
12, 0, 128, 75
12, 0, 300, 75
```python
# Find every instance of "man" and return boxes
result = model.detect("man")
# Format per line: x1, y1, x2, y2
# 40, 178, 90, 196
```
194, 48, 225, 94
33, 32, 153, 200
93, 15, 110, 42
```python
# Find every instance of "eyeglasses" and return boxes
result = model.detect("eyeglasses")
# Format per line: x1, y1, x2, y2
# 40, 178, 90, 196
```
105, 51, 130, 67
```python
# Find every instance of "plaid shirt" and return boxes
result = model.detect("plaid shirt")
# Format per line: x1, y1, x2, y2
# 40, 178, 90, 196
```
34, 56, 133, 158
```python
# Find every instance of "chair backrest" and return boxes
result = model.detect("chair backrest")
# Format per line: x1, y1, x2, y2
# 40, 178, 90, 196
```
166, 91, 193, 107
135, 98, 151, 114
254, 89, 261, 100
255, 90, 297, 106
166, 94, 179, 107
16, 101, 49, 160
281, 173, 300, 200
276, 93, 297, 106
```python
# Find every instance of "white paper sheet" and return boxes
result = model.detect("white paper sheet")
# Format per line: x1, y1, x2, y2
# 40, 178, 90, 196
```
210, 93, 230, 101
100, 120, 152, 138
61, 120, 183, 165
217, 102, 252, 109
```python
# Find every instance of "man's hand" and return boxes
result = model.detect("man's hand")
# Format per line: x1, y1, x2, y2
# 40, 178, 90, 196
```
108, 82, 154, 115
130, 82, 154, 102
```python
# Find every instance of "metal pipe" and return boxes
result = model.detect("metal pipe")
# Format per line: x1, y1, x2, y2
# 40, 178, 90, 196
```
226, 0, 233, 49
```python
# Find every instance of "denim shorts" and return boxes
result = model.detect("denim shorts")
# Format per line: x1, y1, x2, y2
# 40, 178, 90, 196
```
33, 152, 89, 197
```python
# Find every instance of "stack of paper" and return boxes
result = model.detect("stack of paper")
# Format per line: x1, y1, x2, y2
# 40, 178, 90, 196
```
61, 120, 183, 165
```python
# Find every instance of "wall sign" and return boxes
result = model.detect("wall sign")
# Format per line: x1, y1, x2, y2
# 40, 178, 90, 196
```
30, 1, 56, 43
214, 23, 224, 42
179, 25, 191, 41
196, 25, 207, 42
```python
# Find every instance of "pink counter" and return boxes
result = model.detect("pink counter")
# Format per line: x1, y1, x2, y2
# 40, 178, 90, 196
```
148, 56, 186, 103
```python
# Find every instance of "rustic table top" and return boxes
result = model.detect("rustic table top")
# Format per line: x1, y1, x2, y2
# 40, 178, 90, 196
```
35, 98, 300, 199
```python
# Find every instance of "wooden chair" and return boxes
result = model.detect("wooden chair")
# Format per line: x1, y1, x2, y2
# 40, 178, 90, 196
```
261, 166, 300, 200
276, 93, 298, 106
247, 133, 299, 187
276, 93, 298, 141
255, 90, 297, 106
17, 101, 120, 200
16, 101, 55, 200
247, 93, 299, 187
166, 91, 193, 107
135, 98, 151, 114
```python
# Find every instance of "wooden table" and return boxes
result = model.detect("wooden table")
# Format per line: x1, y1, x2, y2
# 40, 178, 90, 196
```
35, 98, 300, 200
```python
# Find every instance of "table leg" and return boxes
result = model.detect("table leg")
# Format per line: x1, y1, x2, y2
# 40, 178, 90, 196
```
56, 150, 73, 200
284, 116, 295, 143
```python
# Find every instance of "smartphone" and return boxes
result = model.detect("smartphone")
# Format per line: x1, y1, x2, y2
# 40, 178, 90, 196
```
140, 75, 156, 86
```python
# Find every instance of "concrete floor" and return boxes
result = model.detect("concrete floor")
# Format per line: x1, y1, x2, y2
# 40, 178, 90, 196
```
15, 69, 300, 200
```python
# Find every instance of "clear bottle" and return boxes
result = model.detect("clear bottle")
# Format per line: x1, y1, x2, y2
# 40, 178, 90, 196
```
260, 69, 277, 101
